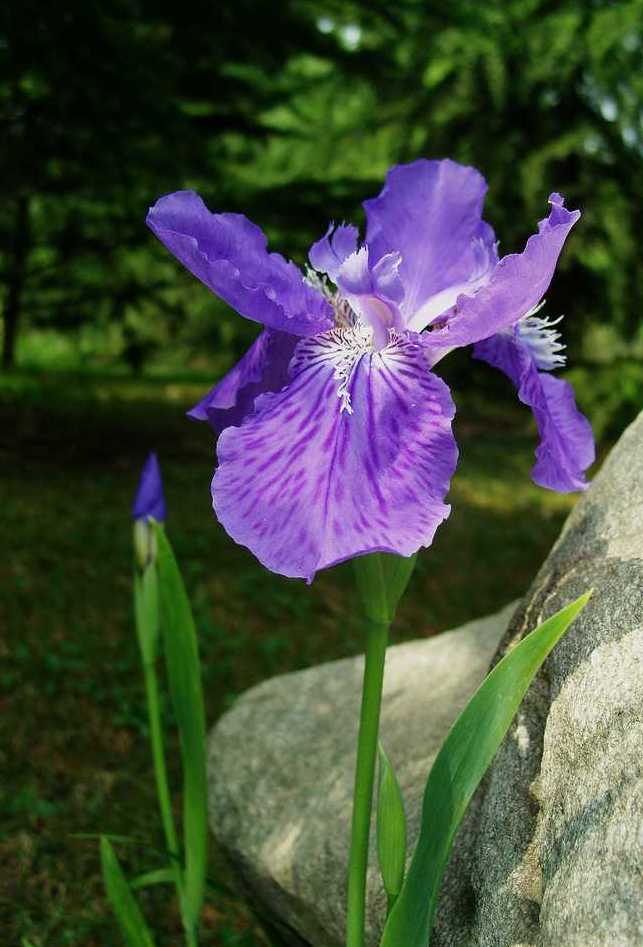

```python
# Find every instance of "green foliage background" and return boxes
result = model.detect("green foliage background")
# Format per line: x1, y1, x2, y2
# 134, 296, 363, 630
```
2, 0, 642, 384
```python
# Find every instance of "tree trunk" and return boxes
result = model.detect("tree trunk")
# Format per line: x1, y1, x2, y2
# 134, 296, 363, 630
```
2, 194, 30, 370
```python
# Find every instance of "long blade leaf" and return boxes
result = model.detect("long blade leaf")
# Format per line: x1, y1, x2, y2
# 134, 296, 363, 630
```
380, 592, 591, 947
130, 866, 176, 890
100, 836, 156, 947
377, 742, 407, 913
154, 524, 207, 934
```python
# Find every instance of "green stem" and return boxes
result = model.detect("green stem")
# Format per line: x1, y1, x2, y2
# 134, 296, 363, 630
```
135, 561, 182, 878
135, 542, 202, 946
184, 925, 199, 947
142, 659, 180, 866
143, 625, 202, 946
346, 617, 389, 947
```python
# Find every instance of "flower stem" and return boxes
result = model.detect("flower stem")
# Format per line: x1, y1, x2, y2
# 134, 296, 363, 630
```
346, 615, 389, 947
135, 561, 189, 935
184, 925, 199, 947
346, 552, 415, 947
142, 658, 180, 866
142, 613, 204, 947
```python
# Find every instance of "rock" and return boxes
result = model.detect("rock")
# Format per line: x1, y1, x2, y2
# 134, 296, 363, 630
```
208, 603, 517, 946
434, 411, 643, 947
208, 413, 643, 947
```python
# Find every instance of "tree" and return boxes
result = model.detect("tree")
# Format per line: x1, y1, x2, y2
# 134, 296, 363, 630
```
2, 0, 641, 369
247, 0, 643, 347
0, 0, 335, 367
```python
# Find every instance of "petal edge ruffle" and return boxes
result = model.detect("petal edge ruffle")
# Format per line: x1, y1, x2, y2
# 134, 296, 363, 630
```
147, 191, 333, 336
474, 331, 594, 492
427, 194, 580, 358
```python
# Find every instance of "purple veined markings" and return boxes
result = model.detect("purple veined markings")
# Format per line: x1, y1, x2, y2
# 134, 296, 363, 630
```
147, 161, 594, 581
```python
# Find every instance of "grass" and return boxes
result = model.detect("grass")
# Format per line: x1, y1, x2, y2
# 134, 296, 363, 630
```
0, 366, 609, 946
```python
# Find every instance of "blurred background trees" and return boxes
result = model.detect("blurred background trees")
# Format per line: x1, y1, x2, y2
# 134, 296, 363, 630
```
2, 0, 642, 383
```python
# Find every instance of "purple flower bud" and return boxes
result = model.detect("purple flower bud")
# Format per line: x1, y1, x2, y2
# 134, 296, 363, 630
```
132, 453, 166, 522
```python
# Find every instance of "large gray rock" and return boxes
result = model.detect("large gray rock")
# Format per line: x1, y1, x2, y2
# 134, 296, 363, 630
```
208, 413, 643, 947
208, 602, 516, 946
435, 412, 643, 947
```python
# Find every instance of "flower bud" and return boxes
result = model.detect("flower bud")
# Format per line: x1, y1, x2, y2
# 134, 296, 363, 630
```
132, 453, 166, 569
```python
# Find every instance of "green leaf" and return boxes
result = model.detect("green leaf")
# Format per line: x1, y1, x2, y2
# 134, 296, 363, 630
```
100, 836, 156, 947
154, 523, 207, 935
134, 561, 160, 665
130, 866, 176, 890
377, 743, 407, 913
353, 553, 417, 625
380, 592, 591, 947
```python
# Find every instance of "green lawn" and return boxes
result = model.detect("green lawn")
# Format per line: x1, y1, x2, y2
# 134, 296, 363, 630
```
0, 369, 604, 946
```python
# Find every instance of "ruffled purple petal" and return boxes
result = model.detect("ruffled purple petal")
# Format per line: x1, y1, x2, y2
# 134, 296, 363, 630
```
212, 329, 458, 581
426, 194, 580, 359
147, 191, 332, 337
309, 223, 359, 281
132, 452, 166, 521
474, 331, 595, 492
188, 329, 297, 434
364, 159, 492, 325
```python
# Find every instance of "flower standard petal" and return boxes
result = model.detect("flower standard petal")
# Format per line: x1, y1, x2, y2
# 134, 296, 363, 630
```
147, 191, 333, 337
406, 221, 498, 333
211, 330, 458, 582
188, 329, 298, 434
474, 331, 595, 492
426, 193, 580, 360
364, 159, 491, 325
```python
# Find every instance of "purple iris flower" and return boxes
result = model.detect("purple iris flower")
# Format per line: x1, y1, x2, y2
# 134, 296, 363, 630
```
147, 159, 594, 582
132, 452, 166, 522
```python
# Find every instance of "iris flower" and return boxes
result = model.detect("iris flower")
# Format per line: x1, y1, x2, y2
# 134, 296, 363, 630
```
147, 159, 594, 581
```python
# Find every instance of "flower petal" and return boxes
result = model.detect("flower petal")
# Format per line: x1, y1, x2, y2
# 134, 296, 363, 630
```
308, 223, 359, 280
147, 191, 332, 336
212, 329, 458, 581
132, 453, 166, 521
426, 193, 580, 359
406, 221, 497, 333
474, 331, 595, 492
364, 159, 491, 324
188, 329, 297, 434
